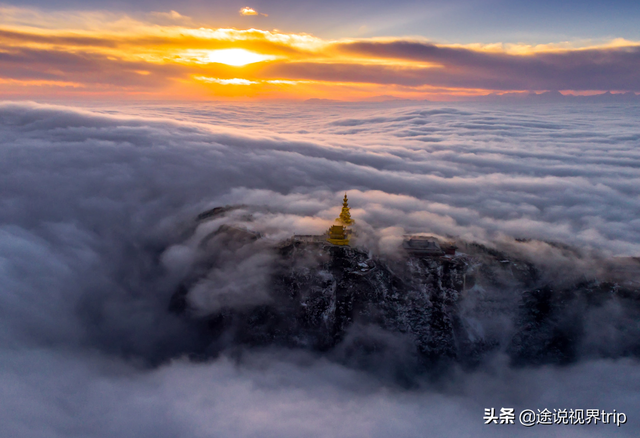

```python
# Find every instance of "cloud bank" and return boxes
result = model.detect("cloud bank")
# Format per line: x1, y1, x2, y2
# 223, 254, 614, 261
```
1, 100, 639, 436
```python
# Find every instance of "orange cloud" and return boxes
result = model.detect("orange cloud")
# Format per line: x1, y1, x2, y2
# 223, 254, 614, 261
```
240, 7, 257, 16
240, 7, 268, 17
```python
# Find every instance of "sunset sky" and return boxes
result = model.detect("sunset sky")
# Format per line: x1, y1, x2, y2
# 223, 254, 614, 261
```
1, 0, 640, 100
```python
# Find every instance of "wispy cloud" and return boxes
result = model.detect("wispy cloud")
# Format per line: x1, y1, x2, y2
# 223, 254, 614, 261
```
240, 6, 268, 17
240, 7, 258, 16
195, 76, 257, 85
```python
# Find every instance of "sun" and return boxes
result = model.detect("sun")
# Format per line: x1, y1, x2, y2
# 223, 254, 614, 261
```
182, 49, 276, 66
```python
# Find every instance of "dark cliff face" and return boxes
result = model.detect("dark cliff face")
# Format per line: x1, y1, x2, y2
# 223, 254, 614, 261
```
169, 220, 640, 380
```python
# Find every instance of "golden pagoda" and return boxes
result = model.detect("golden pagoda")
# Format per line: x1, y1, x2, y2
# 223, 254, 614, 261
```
337, 193, 354, 225
327, 193, 355, 246
327, 225, 349, 245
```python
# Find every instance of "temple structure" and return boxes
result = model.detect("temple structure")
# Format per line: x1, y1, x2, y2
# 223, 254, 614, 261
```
284, 193, 457, 256
326, 193, 355, 246
402, 235, 457, 256
336, 193, 354, 225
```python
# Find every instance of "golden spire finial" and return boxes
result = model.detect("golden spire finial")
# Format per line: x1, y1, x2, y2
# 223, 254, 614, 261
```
327, 192, 354, 245
337, 192, 354, 225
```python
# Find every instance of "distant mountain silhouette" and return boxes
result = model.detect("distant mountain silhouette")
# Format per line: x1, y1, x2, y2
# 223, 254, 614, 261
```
476, 90, 639, 103
303, 98, 343, 104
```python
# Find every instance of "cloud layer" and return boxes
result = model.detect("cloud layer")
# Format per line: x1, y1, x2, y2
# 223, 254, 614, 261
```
1, 100, 639, 436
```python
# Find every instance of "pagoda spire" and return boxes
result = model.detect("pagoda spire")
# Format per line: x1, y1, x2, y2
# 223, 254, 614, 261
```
327, 193, 354, 246
337, 193, 354, 225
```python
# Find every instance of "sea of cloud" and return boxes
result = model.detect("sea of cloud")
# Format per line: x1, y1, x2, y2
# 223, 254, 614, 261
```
1, 100, 639, 437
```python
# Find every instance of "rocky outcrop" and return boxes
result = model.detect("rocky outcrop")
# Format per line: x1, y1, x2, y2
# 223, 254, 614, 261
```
169, 218, 640, 376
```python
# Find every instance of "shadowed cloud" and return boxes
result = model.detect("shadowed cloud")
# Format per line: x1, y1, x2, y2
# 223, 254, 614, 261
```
332, 40, 640, 91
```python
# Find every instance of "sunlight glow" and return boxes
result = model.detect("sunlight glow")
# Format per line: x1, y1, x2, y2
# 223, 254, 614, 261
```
181, 49, 276, 66
195, 76, 257, 85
